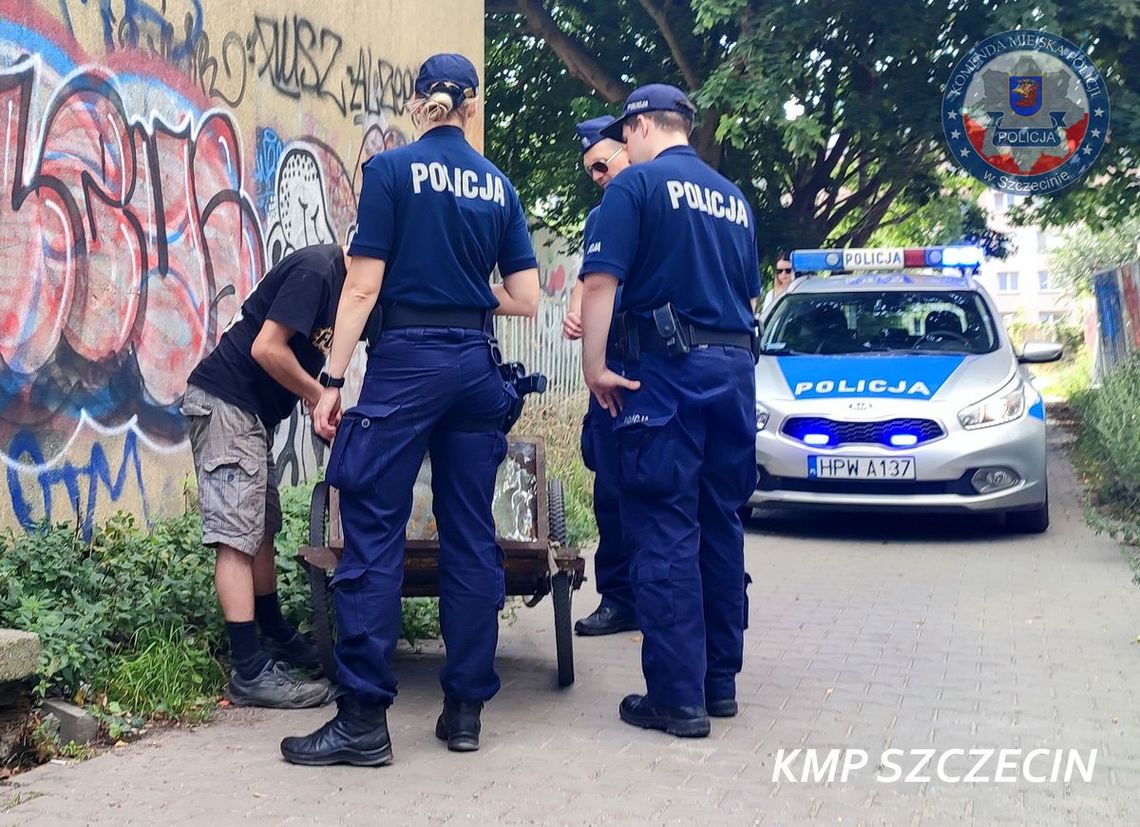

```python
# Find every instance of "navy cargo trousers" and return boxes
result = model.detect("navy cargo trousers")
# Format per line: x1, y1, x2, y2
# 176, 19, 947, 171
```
614, 345, 757, 709
580, 366, 635, 615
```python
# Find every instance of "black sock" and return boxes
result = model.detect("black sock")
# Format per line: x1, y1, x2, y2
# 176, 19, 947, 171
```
254, 592, 296, 642
227, 621, 269, 679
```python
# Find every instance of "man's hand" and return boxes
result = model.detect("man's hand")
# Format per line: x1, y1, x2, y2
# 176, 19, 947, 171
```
313, 387, 343, 441
585, 367, 640, 417
562, 311, 583, 340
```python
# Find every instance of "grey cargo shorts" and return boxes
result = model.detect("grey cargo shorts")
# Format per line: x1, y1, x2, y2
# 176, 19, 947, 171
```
181, 384, 283, 556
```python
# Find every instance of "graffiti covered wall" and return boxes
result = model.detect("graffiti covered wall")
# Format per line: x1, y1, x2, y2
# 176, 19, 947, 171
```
0, 0, 483, 537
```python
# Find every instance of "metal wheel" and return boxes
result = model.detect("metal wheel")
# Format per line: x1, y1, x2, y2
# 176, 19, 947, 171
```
551, 570, 574, 687
306, 481, 338, 680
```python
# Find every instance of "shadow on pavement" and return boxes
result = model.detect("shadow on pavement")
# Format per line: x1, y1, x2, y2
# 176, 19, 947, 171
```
744, 506, 1021, 544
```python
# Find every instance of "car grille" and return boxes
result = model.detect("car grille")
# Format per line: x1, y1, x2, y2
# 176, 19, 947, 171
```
781, 416, 944, 447
758, 468, 977, 496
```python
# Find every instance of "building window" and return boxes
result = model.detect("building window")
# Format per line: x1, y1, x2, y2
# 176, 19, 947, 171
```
1036, 232, 1048, 253
1038, 270, 1053, 291
993, 192, 1024, 211
997, 271, 1019, 292
1039, 312, 1059, 325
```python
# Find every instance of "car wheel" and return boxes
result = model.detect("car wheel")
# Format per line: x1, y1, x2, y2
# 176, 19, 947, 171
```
1007, 492, 1049, 534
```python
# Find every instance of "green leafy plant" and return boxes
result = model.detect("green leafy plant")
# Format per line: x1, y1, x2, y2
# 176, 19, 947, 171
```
87, 701, 147, 742
95, 625, 225, 718
401, 597, 442, 647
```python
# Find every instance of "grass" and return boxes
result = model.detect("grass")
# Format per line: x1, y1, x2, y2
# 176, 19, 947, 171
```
1051, 352, 1140, 588
515, 390, 599, 549
95, 625, 225, 719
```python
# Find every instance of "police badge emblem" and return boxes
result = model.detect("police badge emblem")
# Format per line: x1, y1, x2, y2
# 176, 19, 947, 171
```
942, 30, 1109, 196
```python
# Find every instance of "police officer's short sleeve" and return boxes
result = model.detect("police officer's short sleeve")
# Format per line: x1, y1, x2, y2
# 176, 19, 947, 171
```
580, 178, 640, 283
348, 156, 396, 260
579, 207, 601, 263
498, 189, 538, 275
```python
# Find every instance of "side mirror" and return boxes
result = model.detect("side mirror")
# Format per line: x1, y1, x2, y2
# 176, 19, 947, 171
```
1018, 341, 1063, 364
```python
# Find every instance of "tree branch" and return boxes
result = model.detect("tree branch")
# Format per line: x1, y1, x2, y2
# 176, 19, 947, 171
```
693, 107, 722, 167
635, 0, 701, 90
514, 0, 629, 102
843, 180, 905, 246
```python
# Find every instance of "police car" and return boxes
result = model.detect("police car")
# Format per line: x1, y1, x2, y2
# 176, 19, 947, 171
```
749, 245, 1062, 533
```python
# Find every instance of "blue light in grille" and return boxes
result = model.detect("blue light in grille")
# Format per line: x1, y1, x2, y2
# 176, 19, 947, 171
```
803, 433, 830, 446
889, 434, 919, 447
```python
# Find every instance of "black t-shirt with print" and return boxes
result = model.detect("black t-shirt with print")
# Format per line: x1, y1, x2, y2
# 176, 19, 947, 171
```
188, 244, 344, 429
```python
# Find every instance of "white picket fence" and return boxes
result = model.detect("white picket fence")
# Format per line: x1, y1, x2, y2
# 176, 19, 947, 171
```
496, 294, 585, 399
495, 226, 589, 398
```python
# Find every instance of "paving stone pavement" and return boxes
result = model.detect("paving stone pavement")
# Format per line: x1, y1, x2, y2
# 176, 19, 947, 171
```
3, 431, 1140, 825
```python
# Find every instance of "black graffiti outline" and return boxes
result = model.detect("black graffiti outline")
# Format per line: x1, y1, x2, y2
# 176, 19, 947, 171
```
246, 13, 415, 119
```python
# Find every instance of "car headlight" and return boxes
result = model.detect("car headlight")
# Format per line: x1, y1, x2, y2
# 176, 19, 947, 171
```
756, 400, 770, 431
957, 378, 1026, 430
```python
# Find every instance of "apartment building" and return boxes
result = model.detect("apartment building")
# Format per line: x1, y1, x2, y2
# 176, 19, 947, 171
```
973, 190, 1078, 330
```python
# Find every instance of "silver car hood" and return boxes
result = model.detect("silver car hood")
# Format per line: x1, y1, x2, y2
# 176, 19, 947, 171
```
756, 350, 1017, 406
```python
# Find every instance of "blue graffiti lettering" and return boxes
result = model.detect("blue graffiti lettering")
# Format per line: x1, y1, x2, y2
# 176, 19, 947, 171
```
5, 430, 150, 541
254, 127, 285, 217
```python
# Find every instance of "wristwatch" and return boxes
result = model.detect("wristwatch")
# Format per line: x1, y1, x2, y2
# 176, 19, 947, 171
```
318, 371, 345, 389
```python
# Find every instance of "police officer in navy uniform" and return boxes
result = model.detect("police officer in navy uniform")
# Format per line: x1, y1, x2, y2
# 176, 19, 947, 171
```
579, 84, 759, 738
562, 116, 637, 636
281, 53, 540, 766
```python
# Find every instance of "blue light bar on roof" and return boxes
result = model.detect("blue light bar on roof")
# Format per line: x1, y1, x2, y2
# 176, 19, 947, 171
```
791, 246, 983, 273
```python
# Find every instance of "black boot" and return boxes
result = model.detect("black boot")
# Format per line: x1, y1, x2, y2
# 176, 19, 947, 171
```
434, 696, 483, 752
280, 696, 393, 767
619, 694, 710, 738
574, 604, 638, 637
707, 698, 738, 718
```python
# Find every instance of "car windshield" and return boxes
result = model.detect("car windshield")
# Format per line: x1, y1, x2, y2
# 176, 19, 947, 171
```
761, 290, 999, 355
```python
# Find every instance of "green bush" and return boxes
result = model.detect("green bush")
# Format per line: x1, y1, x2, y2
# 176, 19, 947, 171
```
1083, 355, 1140, 502
0, 477, 442, 705
1067, 353, 1140, 523
0, 512, 225, 697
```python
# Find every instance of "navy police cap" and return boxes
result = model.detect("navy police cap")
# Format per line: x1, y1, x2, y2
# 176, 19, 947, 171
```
415, 53, 479, 98
575, 116, 618, 153
600, 83, 696, 140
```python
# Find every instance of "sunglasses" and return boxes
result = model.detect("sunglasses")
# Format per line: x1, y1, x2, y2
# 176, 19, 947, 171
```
776, 267, 794, 274
588, 145, 626, 176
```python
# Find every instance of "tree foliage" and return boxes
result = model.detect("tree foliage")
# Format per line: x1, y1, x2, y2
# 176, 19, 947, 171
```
486, 0, 1139, 258
1049, 215, 1140, 295
868, 171, 1014, 260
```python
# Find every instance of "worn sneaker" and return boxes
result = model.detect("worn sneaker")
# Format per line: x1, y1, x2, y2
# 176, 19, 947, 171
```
261, 632, 321, 673
225, 660, 332, 709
